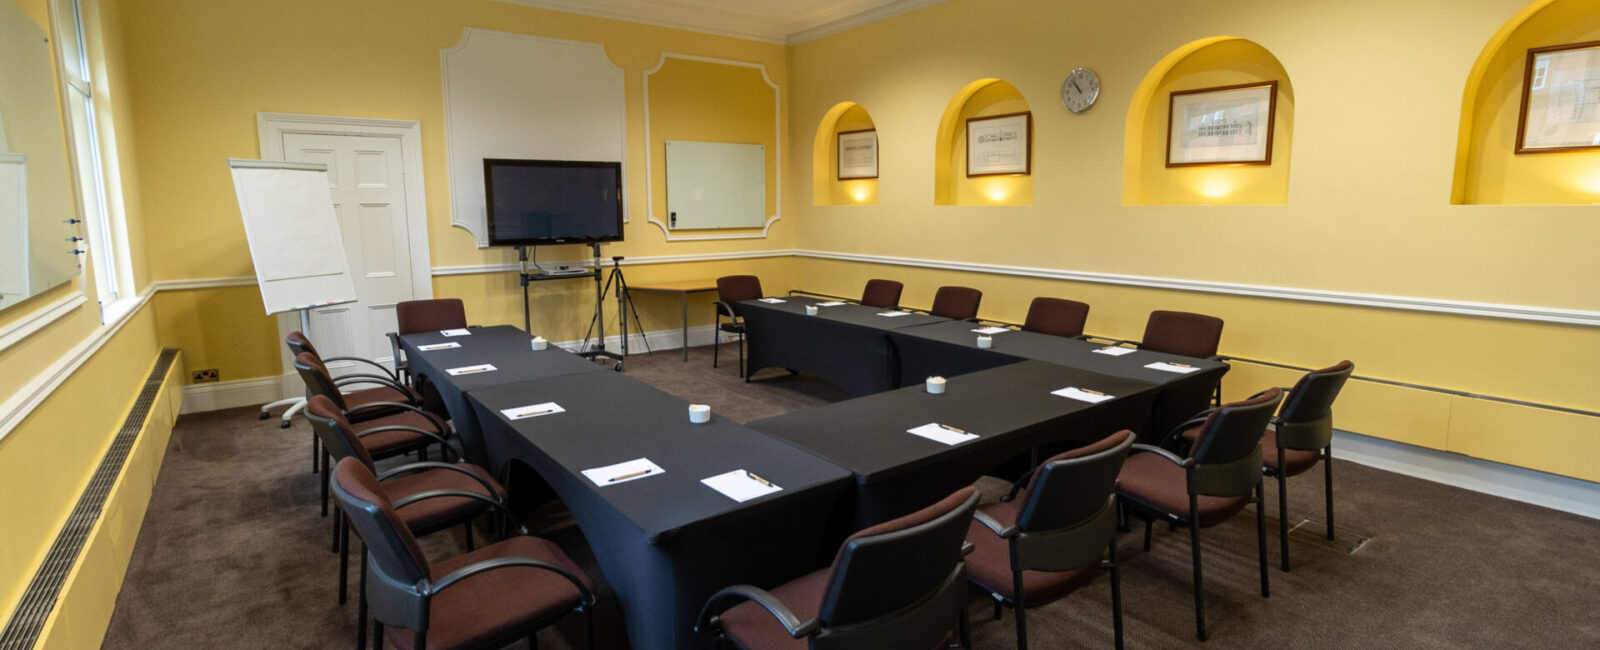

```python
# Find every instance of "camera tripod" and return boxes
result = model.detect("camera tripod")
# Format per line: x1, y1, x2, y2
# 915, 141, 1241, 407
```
579, 254, 651, 368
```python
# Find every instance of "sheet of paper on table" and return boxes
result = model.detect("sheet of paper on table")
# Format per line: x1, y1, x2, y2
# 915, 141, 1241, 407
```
816, 301, 847, 307
500, 401, 565, 420
758, 298, 786, 303
971, 326, 1010, 334
582, 458, 665, 487
906, 422, 979, 446
701, 469, 783, 502
417, 342, 461, 351
1052, 386, 1115, 403
440, 328, 471, 337
1145, 361, 1201, 374
1093, 346, 1136, 357
446, 363, 497, 376
877, 311, 912, 318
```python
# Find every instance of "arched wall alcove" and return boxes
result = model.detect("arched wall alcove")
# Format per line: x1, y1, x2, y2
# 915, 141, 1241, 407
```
1451, 0, 1600, 205
1123, 37, 1295, 206
812, 102, 878, 205
933, 79, 1033, 206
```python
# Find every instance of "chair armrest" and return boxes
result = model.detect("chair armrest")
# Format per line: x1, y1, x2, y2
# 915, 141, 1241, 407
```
1160, 407, 1218, 448
334, 375, 414, 397
345, 402, 449, 433
972, 510, 1018, 539
387, 332, 407, 375
713, 300, 745, 323
354, 425, 457, 460
696, 585, 820, 639
1001, 467, 1037, 503
428, 556, 595, 606
378, 461, 497, 495
322, 357, 402, 383
962, 541, 975, 556
1130, 444, 1193, 468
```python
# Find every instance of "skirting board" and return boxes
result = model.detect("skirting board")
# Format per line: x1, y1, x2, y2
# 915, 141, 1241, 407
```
180, 375, 285, 414
1333, 430, 1600, 520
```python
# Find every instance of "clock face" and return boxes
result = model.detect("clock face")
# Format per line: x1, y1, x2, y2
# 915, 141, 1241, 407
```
1061, 68, 1100, 113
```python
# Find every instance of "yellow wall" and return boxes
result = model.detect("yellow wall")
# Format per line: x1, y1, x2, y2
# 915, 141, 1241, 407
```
1454, 0, 1600, 204
646, 57, 779, 231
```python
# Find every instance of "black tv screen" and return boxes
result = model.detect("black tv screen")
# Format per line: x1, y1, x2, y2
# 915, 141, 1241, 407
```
484, 159, 623, 246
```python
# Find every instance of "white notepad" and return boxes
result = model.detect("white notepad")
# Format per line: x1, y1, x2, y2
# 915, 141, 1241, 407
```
446, 363, 496, 376
816, 301, 847, 307
1093, 346, 1136, 357
500, 402, 565, 420
907, 422, 979, 446
417, 342, 461, 351
758, 298, 786, 303
440, 328, 471, 337
701, 469, 783, 502
877, 311, 912, 318
1052, 387, 1115, 403
971, 326, 1010, 335
1145, 361, 1201, 374
582, 458, 664, 486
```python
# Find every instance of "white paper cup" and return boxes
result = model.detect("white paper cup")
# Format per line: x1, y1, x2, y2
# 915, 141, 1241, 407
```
531, 336, 548, 351
805, 305, 819, 316
926, 376, 946, 394
977, 335, 993, 349
689, 404, 711, 424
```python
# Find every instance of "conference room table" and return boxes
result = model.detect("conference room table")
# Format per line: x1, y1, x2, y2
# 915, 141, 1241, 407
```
748, 360, 1158, 529
737, 296, 949, 396
886, 320, 1230, 435
398, 325, 607, 467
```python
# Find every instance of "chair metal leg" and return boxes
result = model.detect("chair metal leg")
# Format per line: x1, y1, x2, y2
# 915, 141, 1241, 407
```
1108, 541, 1125, 650
311, 431, 320, 474
1278, 472, 1291, 571
330, 505, 342, 553
992, 597, 1002, 620
1256, 481, 1271, 598
958, 605, 972, 649
1142, 518, 1153, 551
528, 633, 538, 649
584, 606, 596, 650
320, 451, 330, 517
358, 550, 369, 650
1188, 495, 1206, 642
338, 517, 349, 604
464, 519, 474, 552
1324, 446, 1336, 540
1013, 570, 1028, 650
416, 629, 426, 650
373, 621, 383, 650
738, 332, 745, 379
712, 315, 721, 369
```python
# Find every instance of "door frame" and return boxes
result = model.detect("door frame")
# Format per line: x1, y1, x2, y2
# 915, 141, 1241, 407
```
257, 112, 432, 398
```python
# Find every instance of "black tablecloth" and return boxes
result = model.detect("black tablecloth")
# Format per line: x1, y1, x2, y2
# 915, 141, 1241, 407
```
399, 325, 606, 466
468, 372, 851, 650
888, 321, 1229, 436
738, 297, 949, 396
748, 360, 1158, 529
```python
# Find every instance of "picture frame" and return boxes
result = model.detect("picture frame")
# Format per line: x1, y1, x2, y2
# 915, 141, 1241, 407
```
1516, 40, 1600, 154
966, 112, 1032, 176
1166, 81, 1278, 167
837, 129, 879, 179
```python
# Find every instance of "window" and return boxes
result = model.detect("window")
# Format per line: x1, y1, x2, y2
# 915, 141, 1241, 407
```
55, 0, 127, 320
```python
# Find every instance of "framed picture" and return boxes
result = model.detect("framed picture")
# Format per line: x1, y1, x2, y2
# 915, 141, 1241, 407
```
966, 112, 1032, 176
837, 129, 879, 179
1166, 81, 1278, 167
1516, 40, 1600, 154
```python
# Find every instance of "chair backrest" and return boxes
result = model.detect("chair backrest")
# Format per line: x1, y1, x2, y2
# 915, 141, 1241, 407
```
285, 330, 319, 359
1140, 310, 1224, 358
929, 286, 982, 321
816, 487, 977, 638
1017, 430, 1134, 532
396, 298, 467, 336
1021, 297, 1090, 338
305, 394, 378, 470
715, 275, 764, 318
330, 458, 434, 626
1276, 360, 1354, 451
293, 351, 348, 411
859, 279, 903, 310
1186, 388, 1283, 497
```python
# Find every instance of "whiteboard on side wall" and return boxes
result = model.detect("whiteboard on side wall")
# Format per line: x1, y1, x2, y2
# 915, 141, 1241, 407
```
665, 140, 766, 230
228, 159, 357, 316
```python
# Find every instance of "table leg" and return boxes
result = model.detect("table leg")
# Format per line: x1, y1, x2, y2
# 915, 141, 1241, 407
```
681, 292, 689, 362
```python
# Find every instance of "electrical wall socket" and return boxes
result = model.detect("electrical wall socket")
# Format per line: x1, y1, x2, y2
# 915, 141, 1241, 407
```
192, 369, 219, 383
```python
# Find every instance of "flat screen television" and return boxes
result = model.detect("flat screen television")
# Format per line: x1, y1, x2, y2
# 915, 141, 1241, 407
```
484, 159, 623, 246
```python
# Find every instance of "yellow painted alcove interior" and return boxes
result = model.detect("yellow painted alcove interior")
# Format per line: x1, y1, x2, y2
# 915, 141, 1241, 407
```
1451, 0, 1600, 205
933, 79, 1032, 206
645, 56, 777, 234
812, 102, 878, 205
1123, 37, 1295, 206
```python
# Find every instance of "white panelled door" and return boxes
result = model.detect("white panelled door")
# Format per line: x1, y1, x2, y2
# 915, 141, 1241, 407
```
280, 132, 415, 370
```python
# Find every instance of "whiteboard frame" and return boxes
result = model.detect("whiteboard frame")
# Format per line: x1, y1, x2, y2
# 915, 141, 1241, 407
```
228, 159, 358, 316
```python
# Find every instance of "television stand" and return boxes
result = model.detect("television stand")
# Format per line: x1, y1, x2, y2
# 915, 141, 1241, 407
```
517, 243, 623, 371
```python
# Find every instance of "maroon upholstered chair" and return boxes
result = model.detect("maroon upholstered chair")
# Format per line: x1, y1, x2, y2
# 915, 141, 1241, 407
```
714, 275, 764, 377
698, 487, 980, 649
390, 298, 469, 377
859, 279, 903, 310
286, 331, 420, 472
1179, 361, 1354, 571
1021, 297, 1090, 339
330, 458, 595, 650
1117, 388, 1281, 641
294, 352, 453, 518
930, 286, 982, 321
1139, 310, 1224, 359
306, 395, 505, 611
967, 430, 1134, 650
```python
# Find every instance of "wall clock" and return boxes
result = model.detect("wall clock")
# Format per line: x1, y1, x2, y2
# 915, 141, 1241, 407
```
1061, 67, 1100, 113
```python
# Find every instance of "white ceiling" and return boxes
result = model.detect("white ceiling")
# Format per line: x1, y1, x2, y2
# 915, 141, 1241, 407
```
491, 0, 946, 44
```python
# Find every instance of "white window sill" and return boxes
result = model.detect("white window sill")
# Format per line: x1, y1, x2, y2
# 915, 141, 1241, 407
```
99, 295, 141, 326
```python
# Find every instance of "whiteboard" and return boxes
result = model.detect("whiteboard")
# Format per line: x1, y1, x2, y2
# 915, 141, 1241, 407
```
665, 140, 766, 230
228, 159, 357, 315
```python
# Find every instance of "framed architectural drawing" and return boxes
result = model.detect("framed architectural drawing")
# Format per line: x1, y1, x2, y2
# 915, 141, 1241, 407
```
837, 129, 879, 179
966, 112, 1032, 176
1167, 81, 1277, 167
1517, 40, 1600, 154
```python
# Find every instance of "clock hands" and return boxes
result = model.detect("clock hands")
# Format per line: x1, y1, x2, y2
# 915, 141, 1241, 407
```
1070, 80, 1083, 94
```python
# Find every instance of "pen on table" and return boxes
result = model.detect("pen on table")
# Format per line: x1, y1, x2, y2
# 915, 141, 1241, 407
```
1168, 362, 1195, 368
745, 471, 774, 487
456, 367, 492, 374
609, 469, 651, 482
513, 409, 554, 419
1079, 388, 1106, 396
938, 423, 966, 434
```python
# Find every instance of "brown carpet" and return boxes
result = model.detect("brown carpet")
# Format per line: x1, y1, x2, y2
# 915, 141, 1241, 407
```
102, 344, 1600, 648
